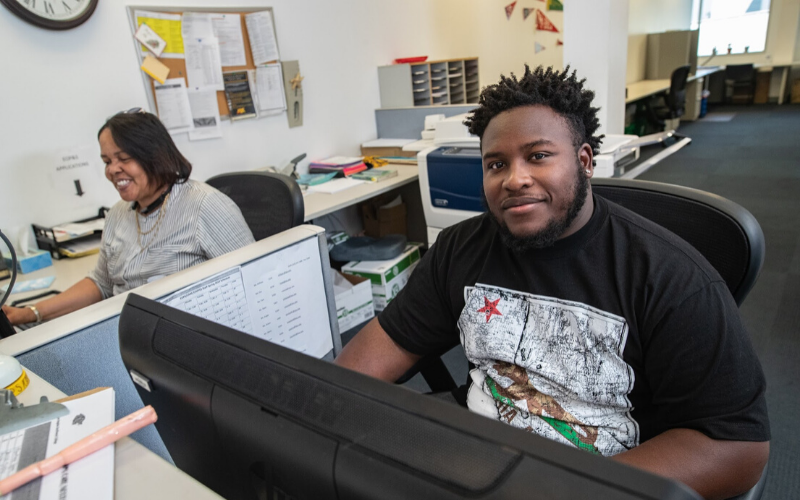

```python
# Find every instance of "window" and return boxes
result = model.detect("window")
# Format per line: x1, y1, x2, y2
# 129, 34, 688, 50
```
691, 0, 772, 56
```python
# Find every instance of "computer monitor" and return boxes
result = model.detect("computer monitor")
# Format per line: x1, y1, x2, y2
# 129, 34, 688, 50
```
119, 294, 700, 500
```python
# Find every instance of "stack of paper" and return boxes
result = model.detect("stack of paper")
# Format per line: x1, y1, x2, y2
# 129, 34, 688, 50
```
52, 219, 105, 242
307, 178, 364, 194
0, 388, 115, 500
309, 157, 368, 177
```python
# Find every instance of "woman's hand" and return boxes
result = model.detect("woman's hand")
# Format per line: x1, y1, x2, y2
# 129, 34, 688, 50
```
1, 305, 36, 326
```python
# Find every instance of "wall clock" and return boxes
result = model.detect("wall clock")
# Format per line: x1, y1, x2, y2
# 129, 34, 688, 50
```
1, 0, 98, 30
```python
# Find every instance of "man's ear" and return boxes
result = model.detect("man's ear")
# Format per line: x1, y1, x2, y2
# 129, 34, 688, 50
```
578, 144, 594, 178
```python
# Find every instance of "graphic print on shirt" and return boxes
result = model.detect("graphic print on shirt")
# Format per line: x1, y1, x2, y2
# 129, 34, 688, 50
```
459, 284, 638, 457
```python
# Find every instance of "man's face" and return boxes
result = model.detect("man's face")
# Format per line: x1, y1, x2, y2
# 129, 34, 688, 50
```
481, 105, 594, 250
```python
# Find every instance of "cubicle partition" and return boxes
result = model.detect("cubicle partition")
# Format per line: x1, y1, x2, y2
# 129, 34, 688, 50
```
0, 225, 340, 462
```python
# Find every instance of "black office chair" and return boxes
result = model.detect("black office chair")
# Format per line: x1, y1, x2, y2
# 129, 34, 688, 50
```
407, 178, 768, 500
644, 65, 692, 132
206, 171, 305, 241
725, 64, 757, 105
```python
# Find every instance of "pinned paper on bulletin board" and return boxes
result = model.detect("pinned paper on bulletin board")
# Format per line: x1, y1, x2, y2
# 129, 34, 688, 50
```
523, 8, 534, 20
135, 10, 184, 58
134, 22, 167, 57
536, 9, 559, 32
141, 55, 170, 84
504, 1, 517, 20
547, 0, 564, 11
282, 60, 303, 128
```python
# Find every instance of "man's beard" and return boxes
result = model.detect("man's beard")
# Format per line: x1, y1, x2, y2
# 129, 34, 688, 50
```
485, 163, 590, 252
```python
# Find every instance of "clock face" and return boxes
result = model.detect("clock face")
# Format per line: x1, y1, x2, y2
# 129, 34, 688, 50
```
1, 0, 98, 30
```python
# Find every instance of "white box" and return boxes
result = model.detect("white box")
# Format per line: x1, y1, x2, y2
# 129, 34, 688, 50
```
341, 244, 422, 311
332, 271, 375, 333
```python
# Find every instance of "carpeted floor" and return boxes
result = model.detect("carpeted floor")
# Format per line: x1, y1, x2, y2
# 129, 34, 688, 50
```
637, 104, 800, 500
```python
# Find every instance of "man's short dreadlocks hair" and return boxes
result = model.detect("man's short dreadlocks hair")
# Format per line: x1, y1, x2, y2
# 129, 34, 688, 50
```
464, 65, 603, 158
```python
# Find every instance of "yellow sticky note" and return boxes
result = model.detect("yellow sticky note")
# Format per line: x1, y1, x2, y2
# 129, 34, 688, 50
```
141, 55, 170, 84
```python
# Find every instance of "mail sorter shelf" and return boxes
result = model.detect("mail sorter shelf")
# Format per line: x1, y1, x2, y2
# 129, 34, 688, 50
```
32, 207, 109, 260
378, 58, 479, 108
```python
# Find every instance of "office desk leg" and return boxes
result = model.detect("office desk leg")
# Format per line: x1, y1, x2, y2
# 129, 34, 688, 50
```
779, 66, 789, 105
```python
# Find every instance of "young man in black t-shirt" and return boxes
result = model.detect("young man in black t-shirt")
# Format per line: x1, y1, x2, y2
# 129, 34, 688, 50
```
336, 65, 769, 499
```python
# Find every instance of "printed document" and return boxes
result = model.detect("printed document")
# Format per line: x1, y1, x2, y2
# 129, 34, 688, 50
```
210, 13, 246, 66
184, 37, 224, 91
245, 11, 280, 65
134, 10, 184, 58
255, 63, 286, 113
182, 12, 246, 67
159, 237, 334, 358
187, 87, 223, 141
0, 388, 115, 500
154, 78, 194, 134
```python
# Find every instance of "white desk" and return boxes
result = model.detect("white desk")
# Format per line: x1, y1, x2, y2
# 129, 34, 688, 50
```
16, 369, 223, 499
625, 67, 721, 104
302, 164, 419, 221
8, 253, 99, 305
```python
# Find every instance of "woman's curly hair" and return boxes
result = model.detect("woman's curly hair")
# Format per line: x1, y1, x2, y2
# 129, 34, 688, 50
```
464, 65, 603, 157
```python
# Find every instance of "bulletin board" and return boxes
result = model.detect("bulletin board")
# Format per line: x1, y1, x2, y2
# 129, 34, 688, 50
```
126, 6, 279, 118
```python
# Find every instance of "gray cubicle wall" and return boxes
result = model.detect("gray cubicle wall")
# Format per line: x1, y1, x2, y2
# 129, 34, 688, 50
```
2, 226, 340, 463
375, 105, 477, 139
17, 316, 171, 460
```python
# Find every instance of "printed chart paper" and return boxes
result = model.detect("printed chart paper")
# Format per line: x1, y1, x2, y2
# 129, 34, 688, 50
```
158, 237, 333, 358
161, 267, 253, 334
185, 37, 224, 91
245, 11, 280, 65
154, 78, 194, 134
255, 63, 286, 113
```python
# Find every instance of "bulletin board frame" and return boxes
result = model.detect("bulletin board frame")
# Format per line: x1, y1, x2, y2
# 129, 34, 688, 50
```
125, 6, 281, 119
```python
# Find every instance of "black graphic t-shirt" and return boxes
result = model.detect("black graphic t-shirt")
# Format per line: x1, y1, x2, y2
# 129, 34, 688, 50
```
379, 195, 770, 456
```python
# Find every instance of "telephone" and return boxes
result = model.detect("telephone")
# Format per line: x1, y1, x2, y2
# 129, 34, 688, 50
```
259, 153, 306, 179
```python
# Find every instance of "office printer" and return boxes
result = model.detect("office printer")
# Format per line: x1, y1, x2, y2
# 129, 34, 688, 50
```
418, 115, 645, 243
417, 114, 482, 244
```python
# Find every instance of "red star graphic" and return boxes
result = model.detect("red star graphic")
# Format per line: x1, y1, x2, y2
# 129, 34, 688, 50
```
477, 296, 503, 323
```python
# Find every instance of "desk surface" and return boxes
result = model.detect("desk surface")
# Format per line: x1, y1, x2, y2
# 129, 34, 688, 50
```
625, 67, 721, 104
9, 253, 99, 304
17, 369, 222, 499
303, 164, 419, 221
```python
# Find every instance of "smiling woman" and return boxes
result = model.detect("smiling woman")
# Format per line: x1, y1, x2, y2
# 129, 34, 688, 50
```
0, 110, 255, 327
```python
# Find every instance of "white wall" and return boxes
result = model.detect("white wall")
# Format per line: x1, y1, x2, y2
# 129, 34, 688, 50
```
565, 0, 629, 135
0, 0, 565, 239
628, 0, 693, 34
428, 1, 564, 85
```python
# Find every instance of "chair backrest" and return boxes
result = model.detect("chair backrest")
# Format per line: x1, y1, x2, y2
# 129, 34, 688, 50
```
666, 65, 691, 116
725, 64, 755, 82
591, 178, 765, 306
206, 171, 305, 241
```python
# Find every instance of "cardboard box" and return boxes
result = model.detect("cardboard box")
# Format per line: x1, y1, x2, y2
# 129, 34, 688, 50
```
360, 146, 416, 158
3, 249, 53, 274
361, 194, 407, 238
332, 271, 375, 333
341, 244, 422, 311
